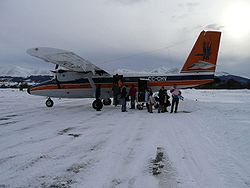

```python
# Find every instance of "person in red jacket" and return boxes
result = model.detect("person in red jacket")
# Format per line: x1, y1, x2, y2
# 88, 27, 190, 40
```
129, 84, 137, 109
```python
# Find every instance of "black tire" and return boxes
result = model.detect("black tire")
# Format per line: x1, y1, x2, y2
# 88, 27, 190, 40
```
154, 103, 159, 109
103, 98, 112, 105
92, 100, 97, 109
46, 99, 54, 107
92, 99, 103, 110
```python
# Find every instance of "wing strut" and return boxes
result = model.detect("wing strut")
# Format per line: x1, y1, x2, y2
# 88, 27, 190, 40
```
86, 73, 96, 97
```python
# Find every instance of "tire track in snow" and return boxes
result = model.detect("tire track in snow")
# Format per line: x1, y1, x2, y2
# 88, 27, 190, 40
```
0, 100, 119, 187
78, 113, 151, 187
86, 113, 175, 188
36, 107, 122, 187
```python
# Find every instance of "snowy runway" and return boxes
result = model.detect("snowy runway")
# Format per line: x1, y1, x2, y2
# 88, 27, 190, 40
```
0, 89, 250, 188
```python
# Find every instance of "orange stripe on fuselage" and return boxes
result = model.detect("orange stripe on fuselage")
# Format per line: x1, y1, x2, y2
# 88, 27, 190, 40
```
31, 84, 92, 91
148, 79, 213, 87
30, 79, 213, 92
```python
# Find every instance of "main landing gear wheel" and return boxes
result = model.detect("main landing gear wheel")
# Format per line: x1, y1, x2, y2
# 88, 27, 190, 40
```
92, 99, 103, 110
46, 98, 54, 107
103, 98, 112, 105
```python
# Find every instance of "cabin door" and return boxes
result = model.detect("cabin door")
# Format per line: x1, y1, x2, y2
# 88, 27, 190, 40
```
137, 79, 148, 102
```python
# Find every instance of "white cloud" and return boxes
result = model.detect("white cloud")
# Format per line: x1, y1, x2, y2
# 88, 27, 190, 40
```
205, 24, 224, 30
0, 0, 249, 78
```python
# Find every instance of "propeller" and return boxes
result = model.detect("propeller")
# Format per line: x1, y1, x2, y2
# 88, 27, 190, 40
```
50, 64, 67, 73
54, 64, 61, 89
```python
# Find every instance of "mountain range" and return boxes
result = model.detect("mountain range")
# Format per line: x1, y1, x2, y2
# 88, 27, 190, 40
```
0, 65, 51, 77
0, 65, 249, 89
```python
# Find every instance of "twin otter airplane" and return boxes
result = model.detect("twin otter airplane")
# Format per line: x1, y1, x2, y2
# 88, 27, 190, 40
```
27, 31, 221, 109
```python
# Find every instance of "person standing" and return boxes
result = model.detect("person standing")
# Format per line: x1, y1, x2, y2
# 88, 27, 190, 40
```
144, 88, 150, 112
118, 78, 123, 88
158, 86, 165, 113
129, 84, 137, 109
163, 89, 170, 112
170, 84, 181, 113
95, 84, 102, 111
147, 90, 155, 113
113, 73, 119, 84
120, 84, 127, 112
112, 83, 120, 106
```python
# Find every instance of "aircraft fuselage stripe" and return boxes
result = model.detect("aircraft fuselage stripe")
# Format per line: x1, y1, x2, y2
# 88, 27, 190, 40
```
30, 78, 214, 92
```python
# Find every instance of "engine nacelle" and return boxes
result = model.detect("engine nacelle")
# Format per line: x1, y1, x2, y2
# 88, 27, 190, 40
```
54, 70, 89, 82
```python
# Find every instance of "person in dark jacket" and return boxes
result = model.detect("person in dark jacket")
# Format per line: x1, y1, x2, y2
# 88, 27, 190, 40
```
95, 84, 102, 111
163, 89, 170, 112
113, 73, 119, 84
158, 86, 165, 113
144, 88, 150, 112
112, 83, 120, 106
120, 84, 127, 112
129, 84, 137, 109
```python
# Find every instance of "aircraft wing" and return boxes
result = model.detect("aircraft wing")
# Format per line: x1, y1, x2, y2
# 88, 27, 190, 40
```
27, 47, 110, 75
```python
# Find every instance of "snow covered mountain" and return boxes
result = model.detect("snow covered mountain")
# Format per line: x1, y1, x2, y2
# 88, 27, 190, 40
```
198, 73, 250, 89
0, 65, 51, 77
114, 67, 180, 75
150, 67, 180, 74
1, 66, 180, 77
0, 65, 249, 89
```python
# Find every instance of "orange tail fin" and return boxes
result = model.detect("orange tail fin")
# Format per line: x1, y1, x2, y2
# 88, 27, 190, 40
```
181, 31, 221, 73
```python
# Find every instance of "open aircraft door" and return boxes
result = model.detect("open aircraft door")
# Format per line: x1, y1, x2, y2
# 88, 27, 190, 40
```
137, 78, 149, 109
113, 74, 123, 85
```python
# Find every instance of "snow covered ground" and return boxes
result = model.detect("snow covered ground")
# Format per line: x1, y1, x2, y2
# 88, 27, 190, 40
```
0, 89, 250, 188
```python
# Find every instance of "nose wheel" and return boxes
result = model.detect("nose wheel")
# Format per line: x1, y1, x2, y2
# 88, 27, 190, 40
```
46, 98, 54, 107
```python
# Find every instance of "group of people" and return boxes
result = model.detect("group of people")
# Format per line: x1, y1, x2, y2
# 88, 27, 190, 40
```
114, 83, 137, 112
95, 74, 182, 113
157, 86, 170, 113
143, 85, 181, 113
112, 82, 182, 113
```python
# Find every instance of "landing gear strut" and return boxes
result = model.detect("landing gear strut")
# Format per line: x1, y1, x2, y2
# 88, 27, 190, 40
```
46, 98, 54, 107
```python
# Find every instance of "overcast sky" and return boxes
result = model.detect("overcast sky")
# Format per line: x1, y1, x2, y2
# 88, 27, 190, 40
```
1, 0, 250, 77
